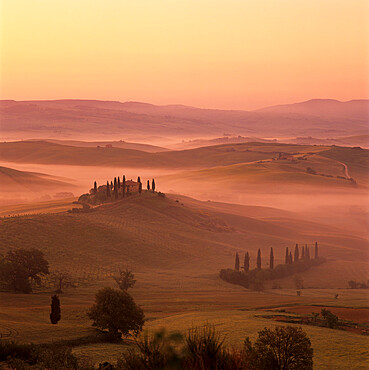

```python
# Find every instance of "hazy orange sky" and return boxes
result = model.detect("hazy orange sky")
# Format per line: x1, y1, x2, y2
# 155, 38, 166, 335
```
1, 0, 368, 110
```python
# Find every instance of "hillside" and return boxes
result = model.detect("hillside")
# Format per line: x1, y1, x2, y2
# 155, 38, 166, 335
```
0, 192, 367, 288
0, 140, 332, 169
1, 99, 368, 140
0, 166, 74, 192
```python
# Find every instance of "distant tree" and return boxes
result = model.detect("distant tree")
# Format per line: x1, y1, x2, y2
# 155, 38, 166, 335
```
269, 247, 274, 269
245, 326, 313, 370
321, 308, 339, 328
88, 288, 144, 340
235, 253, 240, 272
110, 181, 113, 188
314, 242, 318, 259
147, 180, 150, 191
94, 181, 97, 193
113, 268, 136, 291
306, 246, 310, 260
289, 251, 293, 264
137, 176, 141, 183
294, 244, 299, 263
152, 179, 156, 192
301, 245, 305, 259
114, 178, 118, 200
122, 176, 126, 197
244, 252, 250, 273
50, 295, 61, 324
0, 248, 49, 293
285, 247, 289, 265
106, 181, 111, 197
118, 177, 121, 189
257, 249, 261, 269
50, 271, 75, 293
294, 275, 304, 289
139, 182, 142, 194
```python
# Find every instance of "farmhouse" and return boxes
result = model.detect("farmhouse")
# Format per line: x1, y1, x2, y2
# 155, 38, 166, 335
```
125, 180, 140, 193
278, 152, 294, 160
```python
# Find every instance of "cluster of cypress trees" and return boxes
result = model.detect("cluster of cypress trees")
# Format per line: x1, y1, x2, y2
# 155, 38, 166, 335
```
92, 176, 157, 199
235, 242, 319, 272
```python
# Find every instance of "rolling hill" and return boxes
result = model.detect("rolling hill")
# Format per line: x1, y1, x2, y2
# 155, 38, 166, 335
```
0, 191, 367, 287
1, 99, 368, 140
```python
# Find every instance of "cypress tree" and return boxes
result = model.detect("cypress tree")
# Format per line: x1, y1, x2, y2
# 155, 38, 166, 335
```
235, 252, 240, 272
94, 181, 97, 193
244, 252, 250, 273
257, 248, 261, 269
152, 179, 156, 192
294, 244, 299, 262
306, 246, 310, 260
301, 245, 305, 259
289, 251, 293, 264
50, 295, 61, 325
315, 242, 318, 259
285, 247, 289, 264
137, 176, 141, 183
122, 176, 126, 197
110, 181, 113, 188
147, 180, 150, 191
270, 247, 274, 269
118, 177, 121, 189
139, 182, 142, 194
106, 181, 111, 197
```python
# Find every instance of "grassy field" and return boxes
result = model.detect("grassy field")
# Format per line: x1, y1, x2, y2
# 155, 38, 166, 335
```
0, 191, 368, 368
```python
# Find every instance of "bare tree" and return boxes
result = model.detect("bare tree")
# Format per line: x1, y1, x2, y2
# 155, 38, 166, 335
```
50, 271, 75, 293
113, 268, 136, 291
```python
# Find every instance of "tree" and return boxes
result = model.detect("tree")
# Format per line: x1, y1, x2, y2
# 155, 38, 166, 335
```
113, 268, 136, 291
245, 326, 313, 369
257, 249, 261, 269
118, 177, 121, 189
88, 288, 144, 340
306, 246, 310, 260
50, 295, 61, 324
50, 271, 75, 293
301, 245, 305, 259
314, 242, 318, 259
94, 181, 97, 193
294, 275, 304, 289
289, 251, 293, 264
269, 248, 274, 269
152, 179, 156, 192
147, 180, 150, 191
321, 309, 338, 328
294, 244, 299, 262
0, 248, 49, 293
139, 182, 142, 194
244, 252, 250, 273
235, 253, 240, 272
285, 247, 289, 264
114, 178, 118, 200
106, 181, 111, 198
137, 176, 141, 183
122, 176, 126, 197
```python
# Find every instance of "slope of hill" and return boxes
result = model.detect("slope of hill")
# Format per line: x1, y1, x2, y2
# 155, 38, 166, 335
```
0, 166, 73, 192
0, 192, 367, 287
1, 99, 368, 140
0, 140, 331, 169
28, 139, 169, 152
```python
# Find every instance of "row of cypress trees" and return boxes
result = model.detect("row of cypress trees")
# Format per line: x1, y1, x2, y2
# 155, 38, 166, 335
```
92, 176, 156, 200
234, 242, 319, 272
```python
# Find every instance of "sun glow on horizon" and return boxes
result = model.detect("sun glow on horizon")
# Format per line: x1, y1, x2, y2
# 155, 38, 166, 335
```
1, 0, 368, 110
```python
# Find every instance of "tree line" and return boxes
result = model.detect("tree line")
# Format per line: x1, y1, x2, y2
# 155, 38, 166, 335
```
79, 175, 157, 205
220, 242, 325, 290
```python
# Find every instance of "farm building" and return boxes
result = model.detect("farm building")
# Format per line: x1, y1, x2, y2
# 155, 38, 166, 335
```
125, 180, 140, 193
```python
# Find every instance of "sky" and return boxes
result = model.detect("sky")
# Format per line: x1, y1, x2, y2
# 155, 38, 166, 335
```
1, 0, 368, 110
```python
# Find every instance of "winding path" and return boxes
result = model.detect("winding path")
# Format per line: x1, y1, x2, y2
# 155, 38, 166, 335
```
338, 161, 350, 179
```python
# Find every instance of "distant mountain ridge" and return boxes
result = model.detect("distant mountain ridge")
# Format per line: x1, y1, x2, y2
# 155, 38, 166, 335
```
1, 98, 368, 140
